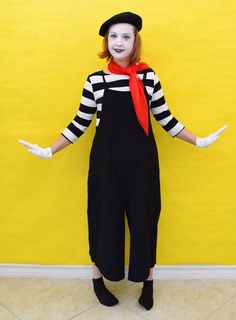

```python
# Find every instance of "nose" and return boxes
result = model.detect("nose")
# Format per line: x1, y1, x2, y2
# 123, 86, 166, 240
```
115, 36, 123, 47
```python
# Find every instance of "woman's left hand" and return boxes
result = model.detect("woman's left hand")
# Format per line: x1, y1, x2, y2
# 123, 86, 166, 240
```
196, 125, 228, 148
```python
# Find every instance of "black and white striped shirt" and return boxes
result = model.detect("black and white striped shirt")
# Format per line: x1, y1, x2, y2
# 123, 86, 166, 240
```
61, 68, 184, 143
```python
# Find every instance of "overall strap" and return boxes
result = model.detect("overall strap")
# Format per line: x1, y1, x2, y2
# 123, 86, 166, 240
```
141, 70, 148, 96
142, 70, 147, 84
101, 72, 107, 89
101, 73, 106, 83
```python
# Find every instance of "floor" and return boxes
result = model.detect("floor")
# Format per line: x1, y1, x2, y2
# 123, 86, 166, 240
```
0, 277, 236, 320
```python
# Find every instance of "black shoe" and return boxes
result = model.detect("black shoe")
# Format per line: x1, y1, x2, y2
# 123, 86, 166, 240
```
92, 276, 119, 307
138, 279, 154, 310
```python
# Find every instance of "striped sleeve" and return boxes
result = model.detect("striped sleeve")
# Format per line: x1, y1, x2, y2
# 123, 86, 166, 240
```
61, 76, 97, 143
150, 72, 185, 137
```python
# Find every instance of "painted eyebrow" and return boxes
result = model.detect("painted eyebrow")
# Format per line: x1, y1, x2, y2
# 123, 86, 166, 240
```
109, 32, 132, 35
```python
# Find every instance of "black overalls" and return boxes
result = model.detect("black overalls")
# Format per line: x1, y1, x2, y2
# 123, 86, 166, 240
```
87, 71, 161, 282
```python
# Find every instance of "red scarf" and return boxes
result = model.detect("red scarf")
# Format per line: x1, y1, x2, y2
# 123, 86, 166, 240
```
108, 59, 150, 136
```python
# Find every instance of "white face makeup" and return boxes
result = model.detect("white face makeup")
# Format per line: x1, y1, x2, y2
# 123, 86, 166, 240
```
108, 23, 135, 65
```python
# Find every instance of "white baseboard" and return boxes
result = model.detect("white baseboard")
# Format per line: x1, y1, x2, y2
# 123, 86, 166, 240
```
0, 264, 236, 280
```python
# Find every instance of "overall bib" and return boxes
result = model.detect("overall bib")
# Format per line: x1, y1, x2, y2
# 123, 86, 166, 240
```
87, 72, 161, 282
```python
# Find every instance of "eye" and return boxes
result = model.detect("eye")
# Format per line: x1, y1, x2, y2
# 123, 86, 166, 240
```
123, 35, 130, 40
110, 34, 117, 39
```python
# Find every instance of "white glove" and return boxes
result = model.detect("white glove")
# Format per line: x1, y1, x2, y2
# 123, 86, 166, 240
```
196, 125, 228, 148
19, 139, 52, 159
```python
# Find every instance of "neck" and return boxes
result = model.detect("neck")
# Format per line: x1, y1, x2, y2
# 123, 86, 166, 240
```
112, 58, 131, 68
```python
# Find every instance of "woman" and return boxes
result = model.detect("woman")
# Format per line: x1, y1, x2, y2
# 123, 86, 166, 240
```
19, 12, 227, 310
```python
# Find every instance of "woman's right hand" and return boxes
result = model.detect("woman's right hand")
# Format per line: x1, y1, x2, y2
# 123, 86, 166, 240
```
19, 140, 52, 159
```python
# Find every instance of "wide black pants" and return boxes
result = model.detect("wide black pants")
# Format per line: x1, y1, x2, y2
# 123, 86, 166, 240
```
87, 80, 161, 282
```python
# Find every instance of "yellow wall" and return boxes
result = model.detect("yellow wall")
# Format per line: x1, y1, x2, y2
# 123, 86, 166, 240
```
1, 0, 235, 266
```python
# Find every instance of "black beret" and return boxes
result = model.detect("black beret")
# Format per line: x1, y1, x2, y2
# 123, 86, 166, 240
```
99, 12, 142, 37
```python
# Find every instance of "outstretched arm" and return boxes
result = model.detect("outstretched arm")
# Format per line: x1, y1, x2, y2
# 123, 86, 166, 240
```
19, 74, 97, 159
149, 72, 228, 147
